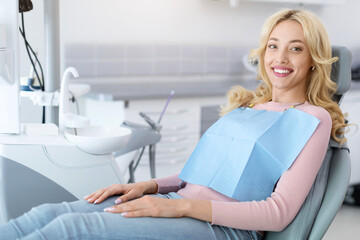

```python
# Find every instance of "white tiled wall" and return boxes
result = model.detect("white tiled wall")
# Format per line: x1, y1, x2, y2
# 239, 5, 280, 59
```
63, 44, 248, 78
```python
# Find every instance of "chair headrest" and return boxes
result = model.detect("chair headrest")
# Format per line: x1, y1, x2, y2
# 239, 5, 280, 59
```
331, 46, 352, 96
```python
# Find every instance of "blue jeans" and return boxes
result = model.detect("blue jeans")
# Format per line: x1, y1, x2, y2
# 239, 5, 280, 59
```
0, 193, 262, 240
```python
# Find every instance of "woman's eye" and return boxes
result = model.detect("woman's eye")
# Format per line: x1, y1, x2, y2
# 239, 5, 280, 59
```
268, 44, 277, 49
291, 47, 302, 51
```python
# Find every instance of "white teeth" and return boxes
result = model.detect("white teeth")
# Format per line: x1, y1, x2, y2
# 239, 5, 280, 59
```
274, 68, 290, 74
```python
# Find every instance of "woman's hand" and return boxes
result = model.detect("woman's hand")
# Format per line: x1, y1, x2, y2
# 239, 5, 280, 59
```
84, 180, 158, 204
104, 195, 186, 218
103, 196, 213, 222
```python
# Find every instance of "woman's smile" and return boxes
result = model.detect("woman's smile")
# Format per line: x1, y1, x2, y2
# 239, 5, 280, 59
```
272, 66, 294, 77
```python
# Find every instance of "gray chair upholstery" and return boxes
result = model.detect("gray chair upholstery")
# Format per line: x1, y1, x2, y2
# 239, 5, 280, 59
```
331, 46, 353, 102
265, 46, 352, 239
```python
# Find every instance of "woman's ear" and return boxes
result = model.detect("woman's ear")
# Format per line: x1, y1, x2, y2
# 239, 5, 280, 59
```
310, 59, 316, 71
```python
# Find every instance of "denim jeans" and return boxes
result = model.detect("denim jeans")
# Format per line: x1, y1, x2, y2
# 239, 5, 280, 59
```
0, 192, 262, 240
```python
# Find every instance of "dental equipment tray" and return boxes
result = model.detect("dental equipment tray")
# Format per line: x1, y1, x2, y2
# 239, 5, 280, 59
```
115, 121, 161, 157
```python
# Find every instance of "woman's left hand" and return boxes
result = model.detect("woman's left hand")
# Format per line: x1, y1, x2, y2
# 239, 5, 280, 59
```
103, 195, 186, 218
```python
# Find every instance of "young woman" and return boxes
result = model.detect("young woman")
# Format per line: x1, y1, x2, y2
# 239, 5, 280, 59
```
0, 9, 347, 240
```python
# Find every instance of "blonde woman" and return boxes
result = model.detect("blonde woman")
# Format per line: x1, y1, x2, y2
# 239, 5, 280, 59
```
0, 9, 347, 240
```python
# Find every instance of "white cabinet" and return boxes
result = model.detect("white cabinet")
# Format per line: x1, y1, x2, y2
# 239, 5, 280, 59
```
125, 96, 226, 166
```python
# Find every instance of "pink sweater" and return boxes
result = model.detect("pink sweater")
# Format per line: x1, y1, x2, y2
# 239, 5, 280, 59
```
155, 101, 332, 232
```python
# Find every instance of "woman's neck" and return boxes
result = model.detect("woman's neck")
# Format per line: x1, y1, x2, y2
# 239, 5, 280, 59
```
271, 90, 307, 103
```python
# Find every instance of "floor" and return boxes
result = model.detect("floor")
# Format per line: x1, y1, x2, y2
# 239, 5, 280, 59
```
323, 204, 360, 239
132, 160, 360, 239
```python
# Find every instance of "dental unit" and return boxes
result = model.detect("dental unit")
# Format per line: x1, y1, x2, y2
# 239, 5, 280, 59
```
0, 0, 161, 225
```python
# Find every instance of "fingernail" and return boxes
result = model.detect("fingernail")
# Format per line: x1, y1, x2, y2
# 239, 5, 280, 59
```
121, 212, 128, 216
94, 200, 98, 204
84, 195, 89, 199
115, 199, 122, 204
104, 207, 115, 212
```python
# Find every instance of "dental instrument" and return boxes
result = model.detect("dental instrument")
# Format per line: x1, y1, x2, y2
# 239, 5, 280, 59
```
157, 90, 175, 124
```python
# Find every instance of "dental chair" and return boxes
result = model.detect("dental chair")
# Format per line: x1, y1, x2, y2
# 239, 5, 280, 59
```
265, 46, 352, 239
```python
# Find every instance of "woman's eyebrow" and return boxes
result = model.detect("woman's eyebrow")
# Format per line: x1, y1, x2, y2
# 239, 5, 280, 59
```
289, 39, 305, 44
267, 38, 305, 44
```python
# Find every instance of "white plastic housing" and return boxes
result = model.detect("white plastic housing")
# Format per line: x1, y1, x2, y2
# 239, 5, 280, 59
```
0, 0, 20, 134
0, 22, 6, 49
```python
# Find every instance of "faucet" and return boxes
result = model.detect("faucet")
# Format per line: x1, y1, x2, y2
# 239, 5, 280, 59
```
59, 67, 90, 132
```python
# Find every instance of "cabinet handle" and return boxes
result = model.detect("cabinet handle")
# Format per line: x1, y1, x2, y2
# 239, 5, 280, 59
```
158, 146, 188, 154
143, 109, 188, 115
161, 135, 188, 142
163, 157, 187, 164
143, 146, 188, 154
138, 156, 187, 165
163, 125, 188, 131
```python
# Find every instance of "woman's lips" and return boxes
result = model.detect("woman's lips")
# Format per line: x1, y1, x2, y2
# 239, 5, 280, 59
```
272, 67, 293, 77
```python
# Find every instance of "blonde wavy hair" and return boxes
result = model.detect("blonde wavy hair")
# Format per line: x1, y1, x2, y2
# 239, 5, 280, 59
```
220, 9, 347, 143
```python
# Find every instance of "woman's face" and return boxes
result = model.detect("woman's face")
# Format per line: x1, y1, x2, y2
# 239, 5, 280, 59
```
264, 20, 313, 102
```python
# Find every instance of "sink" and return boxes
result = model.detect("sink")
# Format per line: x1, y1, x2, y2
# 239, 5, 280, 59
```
64, 126, 132, 155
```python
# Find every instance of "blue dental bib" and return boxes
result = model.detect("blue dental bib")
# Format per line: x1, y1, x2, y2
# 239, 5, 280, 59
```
178, 107, 320, 201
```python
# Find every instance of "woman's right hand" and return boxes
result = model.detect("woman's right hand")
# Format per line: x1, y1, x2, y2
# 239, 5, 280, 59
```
84, 180, 158, 204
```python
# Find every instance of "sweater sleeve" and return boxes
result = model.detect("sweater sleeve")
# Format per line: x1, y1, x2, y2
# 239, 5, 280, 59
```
211, 106, 332, 231
154, 173, 185, 194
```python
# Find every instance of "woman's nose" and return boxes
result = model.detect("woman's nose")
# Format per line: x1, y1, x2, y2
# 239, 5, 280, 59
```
275, 49, 288, 64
